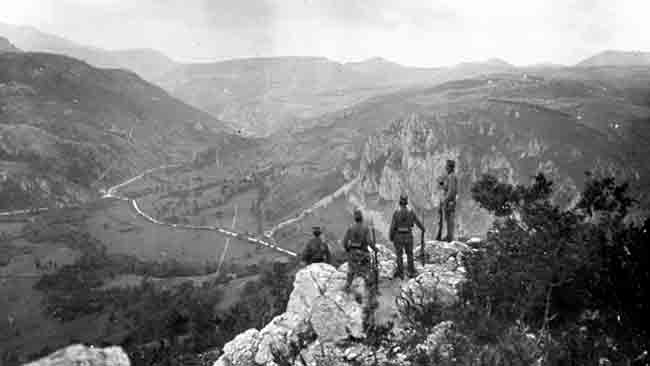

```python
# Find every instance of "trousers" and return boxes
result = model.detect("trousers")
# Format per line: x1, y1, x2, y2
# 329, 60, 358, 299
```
393, 233, 415, 277
444, 201, 456, 241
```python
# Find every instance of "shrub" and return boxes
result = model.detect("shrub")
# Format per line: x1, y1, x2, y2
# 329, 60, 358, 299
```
458, 172, 649, 363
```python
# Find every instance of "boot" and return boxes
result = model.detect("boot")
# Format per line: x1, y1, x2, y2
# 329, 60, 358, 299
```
394, 258, 404, 280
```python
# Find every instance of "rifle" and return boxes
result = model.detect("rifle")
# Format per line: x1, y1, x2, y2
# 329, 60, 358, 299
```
370, 221, 379, 290
417, 206, 426, 266
420, 222, 426, 266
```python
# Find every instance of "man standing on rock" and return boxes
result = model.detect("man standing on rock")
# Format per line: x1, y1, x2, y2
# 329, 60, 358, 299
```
439, 160, 458, 242
389, 194, 426, 279
301, 226, 331, 265
342, 209, 379, 330
342, 209, 377, 297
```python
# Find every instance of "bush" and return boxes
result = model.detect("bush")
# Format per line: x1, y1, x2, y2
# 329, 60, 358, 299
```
457, 172, 649, 363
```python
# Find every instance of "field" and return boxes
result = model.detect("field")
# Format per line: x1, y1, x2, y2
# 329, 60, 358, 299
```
0, 185, 292, 362
84, 200, 266, 265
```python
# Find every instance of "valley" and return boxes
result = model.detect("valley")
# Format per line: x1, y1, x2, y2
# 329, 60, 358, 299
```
2, 23, 650, 366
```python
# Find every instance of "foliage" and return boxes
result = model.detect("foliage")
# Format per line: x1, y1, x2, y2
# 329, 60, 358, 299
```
27, 226, 298, 366
217, 260, 296, 335
458, 172, 649, 363
396, 277, 449, 334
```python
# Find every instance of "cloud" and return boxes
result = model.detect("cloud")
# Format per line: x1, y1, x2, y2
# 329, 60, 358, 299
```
1, 0, 648, 66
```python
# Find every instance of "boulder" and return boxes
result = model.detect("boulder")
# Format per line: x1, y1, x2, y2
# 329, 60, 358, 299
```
310, 294, 365, 341
298, 340, 348, 366
23, 345, 130, 366
215, 329, 261, 366
214, 263, 367, 366
399, 265, 465, 309
420, 240, 472, 265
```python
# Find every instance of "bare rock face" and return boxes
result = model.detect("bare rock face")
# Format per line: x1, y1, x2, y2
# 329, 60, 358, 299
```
400, 265, 466, 308
213, 329, 262, 366
420, 240, 472, 265
215, 239, 471, 366
356, 108, 645, 237
23, 345, 130, 366
214, 263, 367, 366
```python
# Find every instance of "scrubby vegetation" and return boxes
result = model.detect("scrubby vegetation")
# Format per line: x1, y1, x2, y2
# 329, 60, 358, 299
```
382, 172, 648, 365
387, 172, 646, 366
24, 229, 299, 366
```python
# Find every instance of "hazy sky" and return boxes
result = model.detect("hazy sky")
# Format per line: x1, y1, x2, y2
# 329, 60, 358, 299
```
1, 0, 649, 66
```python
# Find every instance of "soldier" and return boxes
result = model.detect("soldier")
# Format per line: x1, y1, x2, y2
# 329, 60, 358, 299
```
342, 209, 377, 297
300, 226, 331, 265
439, 160, 458, 242
342, 209, 379, 329
389, 194, 425, 279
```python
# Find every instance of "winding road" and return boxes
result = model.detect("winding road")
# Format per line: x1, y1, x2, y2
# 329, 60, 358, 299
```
1, 162, 384, 259
1, 164, 298, 258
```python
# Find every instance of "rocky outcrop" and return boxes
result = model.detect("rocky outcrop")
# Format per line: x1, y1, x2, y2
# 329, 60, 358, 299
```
214, 240, 469, 366
23, 345, 130, 366
358, 109, 643, 237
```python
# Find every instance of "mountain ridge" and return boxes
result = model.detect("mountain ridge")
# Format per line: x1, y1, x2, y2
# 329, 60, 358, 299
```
0, 22, 179, 81
577, 50, 650, 67
0, 51, 234, 210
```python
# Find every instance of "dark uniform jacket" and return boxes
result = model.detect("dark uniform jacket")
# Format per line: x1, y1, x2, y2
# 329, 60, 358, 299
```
389, 207, 425, 241
301, 237, 331, 264
342, 223, 373, 252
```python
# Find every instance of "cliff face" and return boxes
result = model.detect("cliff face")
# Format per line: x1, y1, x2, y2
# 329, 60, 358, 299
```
213, 240, 470, 366
358, 103, 642, 237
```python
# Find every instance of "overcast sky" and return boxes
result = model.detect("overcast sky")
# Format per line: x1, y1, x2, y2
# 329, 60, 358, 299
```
1, 0, 649, 66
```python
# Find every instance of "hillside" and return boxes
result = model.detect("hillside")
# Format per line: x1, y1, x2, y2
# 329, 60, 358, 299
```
242, 68, 650, 242
577, 50, 650, 67
0, 23, 178, 81
156, 56, 524, 137
155, 57, 419, 136
0, 51, 233, 210
0, 36, 20, 53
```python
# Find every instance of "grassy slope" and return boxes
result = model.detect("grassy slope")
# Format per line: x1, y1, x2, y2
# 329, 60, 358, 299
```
0, 51, 233, 210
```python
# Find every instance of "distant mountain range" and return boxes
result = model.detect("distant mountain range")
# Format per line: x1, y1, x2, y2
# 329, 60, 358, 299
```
577, 50, 650, 67
3, 22, 649, 137
0, 22, 178, 82
155, 56, 524, 136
